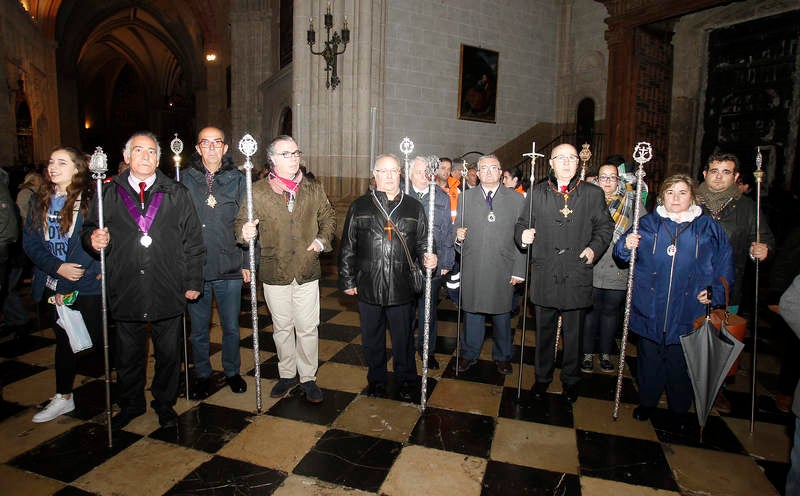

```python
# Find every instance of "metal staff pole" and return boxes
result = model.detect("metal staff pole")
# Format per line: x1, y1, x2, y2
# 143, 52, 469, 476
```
170, 134, 191, 401
421, 155, 440, 410
613, 142, 652, 420
750, 147, 764, 433
88, 147, 113, 448
454, 159, 468, 376
401, 137, 413, 195
239, 134, 263, 413
517, 143, 543, 399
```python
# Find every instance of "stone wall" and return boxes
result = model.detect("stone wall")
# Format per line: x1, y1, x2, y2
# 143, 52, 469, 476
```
382, 0, 559, 160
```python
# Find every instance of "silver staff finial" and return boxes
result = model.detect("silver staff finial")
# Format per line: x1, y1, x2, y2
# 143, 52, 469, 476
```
633, 142, 653, 165
400, 137, 414, 156
89, 147, 108, 177
170, 133, 183, 155
756, 146, 763, 171
239, 134, 258, 170
426, 155, 440, 178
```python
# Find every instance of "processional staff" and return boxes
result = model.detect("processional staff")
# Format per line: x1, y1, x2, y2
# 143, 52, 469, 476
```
170, 134, 191, 401
400, 137, 414, 195
750, 147, 764, 434
88, 147, 113, 448
516, 142, 543, 399
454, 158, 468, 376
613, 142, 652, 420
238, 134, 263, 413
420, 155, 440, 411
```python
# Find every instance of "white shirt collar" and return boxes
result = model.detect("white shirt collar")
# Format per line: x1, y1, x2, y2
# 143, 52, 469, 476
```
128, 172, 157, 191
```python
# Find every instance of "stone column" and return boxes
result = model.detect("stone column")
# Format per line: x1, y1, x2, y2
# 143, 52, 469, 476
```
230, 0, 273, 165
604, 21, 637, 159
294, 0, 386, 200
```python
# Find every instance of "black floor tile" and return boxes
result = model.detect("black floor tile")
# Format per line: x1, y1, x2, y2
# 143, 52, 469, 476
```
481, 459, 581, 496
66, 379, 115, 421
52, 486, 100, 496
409, 406, 495, 458
359, 373, 438, 405
577, 372, 638, 404
650, 409, 747, 454
238, 313, 272, 330
239, 330, 277, 353
0, 359, 46, 384
431, 335, 458, 355
576, 429, 678, 491
267, 387, 356, 426
327, 343, 368, 367
442, 357, 507, 386
0, 399, 27, 421
246, 354, 280, 380
498, 387, 574, 428
9, 422, 140, 482
318, 322, 360, 342
0, 334, 55, 358
510, 344, 535, 365
319, 308, 342, 323
293, 428, 401, 492
164, 454, 287, 495
755, 458, 789, 496
149, 403, 253, 453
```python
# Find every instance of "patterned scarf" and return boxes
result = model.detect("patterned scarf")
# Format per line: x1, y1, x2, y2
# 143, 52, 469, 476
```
605, 181, 635, 244
696, 182, 741, 220
268, 170, 302, 200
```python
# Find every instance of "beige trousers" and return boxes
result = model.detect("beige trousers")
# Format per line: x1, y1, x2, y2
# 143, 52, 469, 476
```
263, 279, 320, 383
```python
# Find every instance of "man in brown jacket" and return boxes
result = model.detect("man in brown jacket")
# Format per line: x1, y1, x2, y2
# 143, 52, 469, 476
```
237, 135, 336, 403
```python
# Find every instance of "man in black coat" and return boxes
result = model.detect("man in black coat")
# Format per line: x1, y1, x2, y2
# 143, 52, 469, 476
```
84, 131, 205, 429
339, 154, 437, 401
515, 143, 613, 403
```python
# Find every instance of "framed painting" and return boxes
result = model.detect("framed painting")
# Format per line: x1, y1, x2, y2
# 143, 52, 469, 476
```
457, 44, 499, 123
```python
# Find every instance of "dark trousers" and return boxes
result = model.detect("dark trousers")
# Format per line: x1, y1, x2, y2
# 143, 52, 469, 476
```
583, 288, 626, 355
115, 315, 182, 411
358, 301, 416, 384
636, 335, 692, 413
52, 294, 102, 394
534, 306, 585, 387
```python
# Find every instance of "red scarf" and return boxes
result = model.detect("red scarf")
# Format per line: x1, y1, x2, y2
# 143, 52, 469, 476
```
268, 171, 302, 198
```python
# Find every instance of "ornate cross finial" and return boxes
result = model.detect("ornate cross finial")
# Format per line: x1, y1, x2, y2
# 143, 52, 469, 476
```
426, 155, 440, 179
754, 146, 764, 184
89, 147, 108, 179
170, 133, 183, 155
579, 143, 592, 180
238, 134, 258, 171
633, 142, 653, 166
400, 137, 414, 157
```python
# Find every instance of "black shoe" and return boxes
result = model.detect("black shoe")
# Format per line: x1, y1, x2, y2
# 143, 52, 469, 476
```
599, 354, 614, 372
532, 382, 549, 400
632, 406, 653, 421
226, 374, 247, 394
581, 354, 594, 373
495, 360, 512, 375
301, 381, 324, 403
154, 405, 178, 428
367, 382, 387, 398
456, 357, 477, 373
111, 408, 145, 430
398, 381, 415, 402
189, 377, 211, 400
270, 377, 299, 398
563, 383, 578, 403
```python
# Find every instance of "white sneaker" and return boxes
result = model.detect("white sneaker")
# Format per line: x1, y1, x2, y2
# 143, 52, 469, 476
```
32, 394, 75, 423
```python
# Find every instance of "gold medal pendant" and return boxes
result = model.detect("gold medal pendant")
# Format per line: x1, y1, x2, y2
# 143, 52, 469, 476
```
206, 194, 217, 208
559, 194, 573, 218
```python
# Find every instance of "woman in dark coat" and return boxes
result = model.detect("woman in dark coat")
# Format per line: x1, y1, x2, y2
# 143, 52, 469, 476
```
23, 147, 101, 423
614, 174, 734, 423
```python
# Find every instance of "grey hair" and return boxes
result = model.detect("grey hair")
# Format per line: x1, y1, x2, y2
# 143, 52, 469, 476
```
267, 135, 297, 157
373, 153, 401, 170
477, 154, 500, 167
124, 131, 161, 159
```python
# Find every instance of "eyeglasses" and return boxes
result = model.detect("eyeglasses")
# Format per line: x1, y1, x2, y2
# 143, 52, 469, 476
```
198, 139, 225, 149
551, 154, 579, 163
374, 168, 400, 176
708, 168, 734, 176
275, 150, 303, 159
597, 175, 619, 182
478, 165, 500, 173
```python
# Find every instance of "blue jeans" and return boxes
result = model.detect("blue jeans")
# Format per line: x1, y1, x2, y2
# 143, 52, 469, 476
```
187, 279, 243, 378
788, 416, 800, 495
461, 311, 512, 361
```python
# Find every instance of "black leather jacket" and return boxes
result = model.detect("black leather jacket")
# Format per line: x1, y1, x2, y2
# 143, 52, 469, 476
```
338, 190, 430, 306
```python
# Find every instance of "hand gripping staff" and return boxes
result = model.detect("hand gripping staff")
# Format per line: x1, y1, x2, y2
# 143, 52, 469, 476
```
613, 142, 652, 420
516, 142, 544, 399
170, 134, 191, 401
239, 134, 263, 413
750, 147, 764, 433
88, 147, 113, 448
420, 155, 439, 410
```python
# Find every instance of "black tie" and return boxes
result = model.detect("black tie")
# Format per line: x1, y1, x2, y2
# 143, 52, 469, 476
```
418, 191, 425, 200
486, 190, 493, 210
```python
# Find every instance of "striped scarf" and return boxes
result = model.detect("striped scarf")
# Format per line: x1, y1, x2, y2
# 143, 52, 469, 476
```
606, 182, 636, 244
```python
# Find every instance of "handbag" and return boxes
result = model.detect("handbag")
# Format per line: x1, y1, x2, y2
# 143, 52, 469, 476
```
371, 195, 426, 294
693, 276, 748, 376
56, 304, 93, 353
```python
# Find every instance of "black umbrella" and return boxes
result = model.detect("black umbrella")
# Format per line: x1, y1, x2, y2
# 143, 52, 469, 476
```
680, 286, 745, 441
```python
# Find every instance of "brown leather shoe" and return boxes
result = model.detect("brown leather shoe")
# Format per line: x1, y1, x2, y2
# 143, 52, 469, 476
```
456, 357, 477, 373
495, 360, 512, 375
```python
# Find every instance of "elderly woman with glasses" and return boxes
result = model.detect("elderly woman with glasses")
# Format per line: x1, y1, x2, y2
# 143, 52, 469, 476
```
614, 174, 733, 425
581, 162, 645, 373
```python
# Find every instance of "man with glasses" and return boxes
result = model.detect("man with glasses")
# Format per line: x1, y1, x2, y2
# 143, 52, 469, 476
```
339, 154, 437, 400
696, 151, 774, 413
84, 131, 205, 429
238, 135, 335, 403
182, 126, 249, 399
515, 143, 613, 403
454, 155, 526, 375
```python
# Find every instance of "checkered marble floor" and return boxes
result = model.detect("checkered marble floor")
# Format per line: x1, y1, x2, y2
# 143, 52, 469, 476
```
0, 265, 793, 495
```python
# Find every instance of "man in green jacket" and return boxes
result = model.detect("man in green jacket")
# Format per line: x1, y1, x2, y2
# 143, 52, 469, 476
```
237, 135, 336, 403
